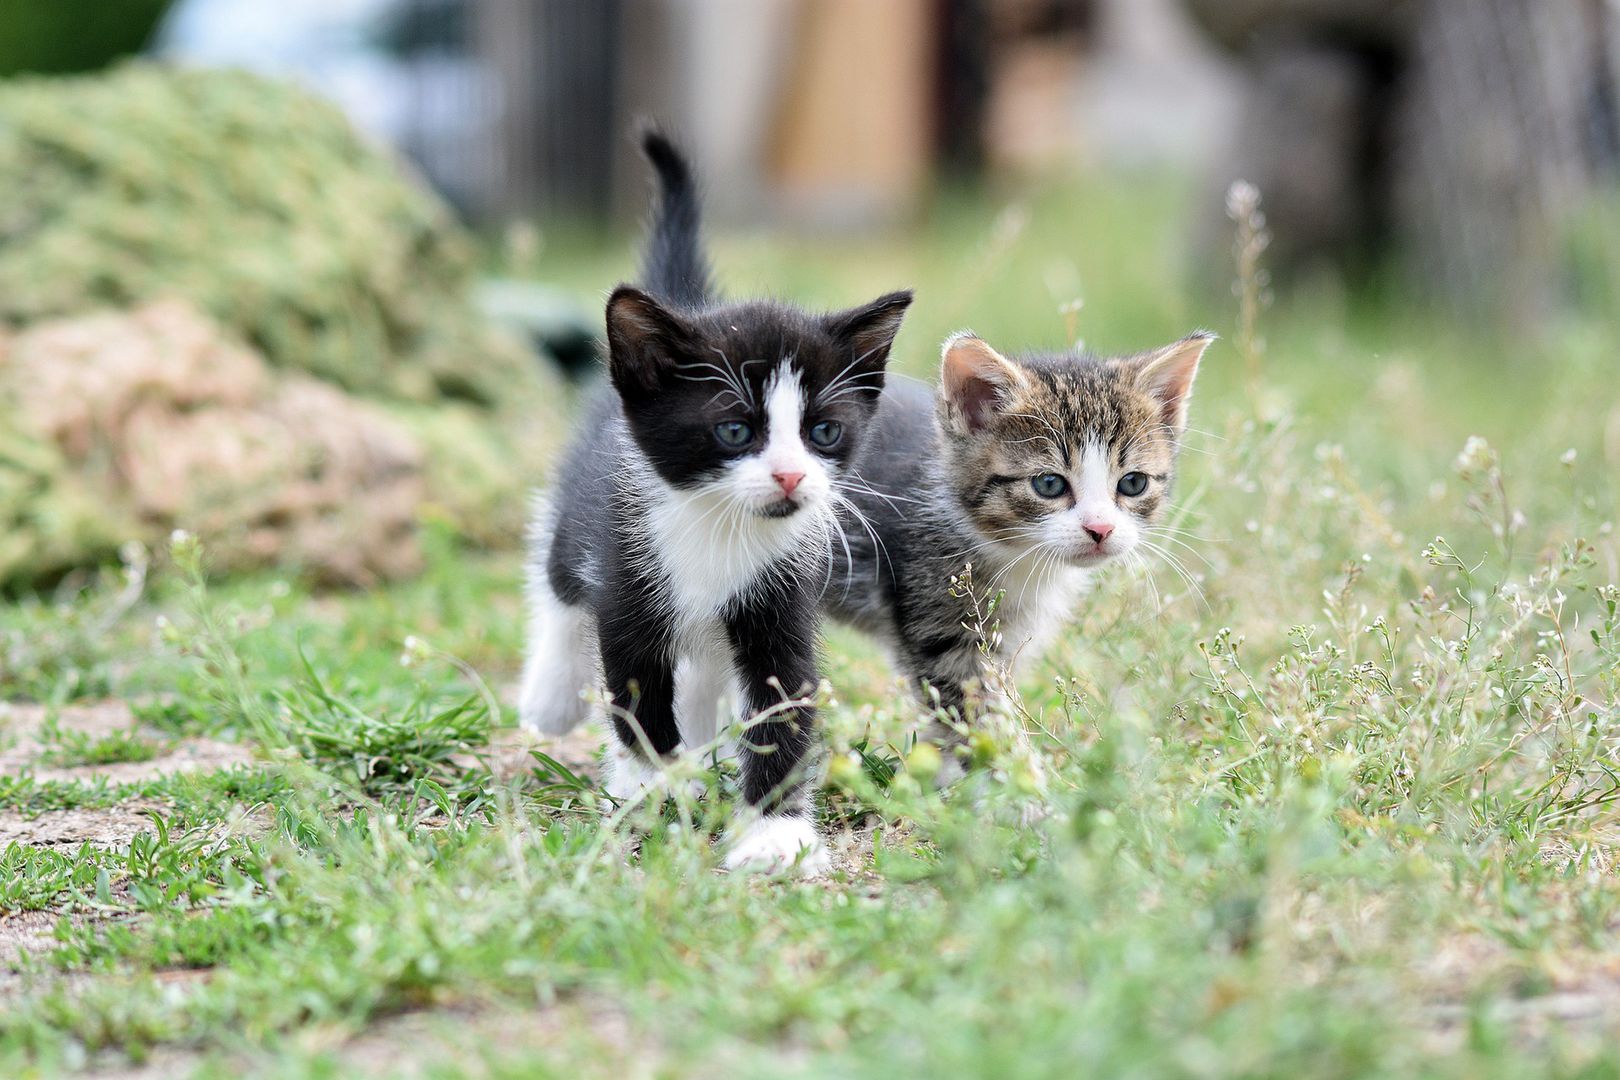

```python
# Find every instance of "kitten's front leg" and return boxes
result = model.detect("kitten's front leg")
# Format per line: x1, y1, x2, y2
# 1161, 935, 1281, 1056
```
722, 586, 829, 876
599, 617, 681, 803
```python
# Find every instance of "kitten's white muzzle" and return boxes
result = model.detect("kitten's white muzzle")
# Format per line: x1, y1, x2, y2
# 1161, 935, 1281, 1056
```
728, 364, 832, 518
1043, 509, 1137, 567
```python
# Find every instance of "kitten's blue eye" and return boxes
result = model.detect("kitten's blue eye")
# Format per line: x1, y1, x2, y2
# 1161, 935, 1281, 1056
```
1117, 472, 1148, 497
714, 421, 753, 448
1030, 472, 1068, 498
808, 420, 843, 448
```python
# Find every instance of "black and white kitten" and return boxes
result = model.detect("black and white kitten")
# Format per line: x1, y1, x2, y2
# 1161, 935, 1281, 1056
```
825, 329, 1211, 723
518, 130, 912, 874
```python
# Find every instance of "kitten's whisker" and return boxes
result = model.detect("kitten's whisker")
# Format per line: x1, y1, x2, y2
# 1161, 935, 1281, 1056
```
1143, 529, 1215, 568
1011, 542, 1061, 609
831, 492, 891, 585
738, 354, 773, 400
817, 510, 848, 599
956, 530, 1043, 560
987, 536, 1060, 593
1140, 536, 1208, 578
1180, 425, 1226, 443
1126, 549, 1165, 614
840, 474, 922, 507
818, 350, 886, 401
818, 341, 888, 402
817, 387, 882, 408
1148, 524, 1224, 544
1134, 539, 1207, 609
703, 388, 750, 411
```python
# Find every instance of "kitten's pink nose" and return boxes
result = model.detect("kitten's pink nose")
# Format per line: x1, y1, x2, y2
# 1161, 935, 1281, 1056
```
772, 471, 804, 497
1083, 522, 1114, 545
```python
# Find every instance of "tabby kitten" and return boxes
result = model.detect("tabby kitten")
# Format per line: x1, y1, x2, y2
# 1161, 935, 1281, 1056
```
519, 130, 912, 874
825, 329, 1211, 719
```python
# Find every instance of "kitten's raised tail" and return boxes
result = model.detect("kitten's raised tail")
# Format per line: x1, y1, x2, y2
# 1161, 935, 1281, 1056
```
638, 126, 712, 309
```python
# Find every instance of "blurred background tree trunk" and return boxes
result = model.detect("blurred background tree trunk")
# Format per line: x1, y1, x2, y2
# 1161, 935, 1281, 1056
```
1394, 0, 1617, 323
1187, 0, 1620, 324
478, 0, 622, 223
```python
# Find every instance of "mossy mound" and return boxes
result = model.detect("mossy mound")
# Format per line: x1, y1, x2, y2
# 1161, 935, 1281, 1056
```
0, 65, 569, 588
0, 62, 534, 405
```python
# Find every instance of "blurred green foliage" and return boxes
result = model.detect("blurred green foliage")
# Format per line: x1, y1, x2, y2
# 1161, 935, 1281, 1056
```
0, 1, 171, 77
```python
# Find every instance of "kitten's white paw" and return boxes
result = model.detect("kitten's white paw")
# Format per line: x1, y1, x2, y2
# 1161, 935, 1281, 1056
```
603, 742, 660, 802
724, 816, 830, 877
517, 682, 590, 736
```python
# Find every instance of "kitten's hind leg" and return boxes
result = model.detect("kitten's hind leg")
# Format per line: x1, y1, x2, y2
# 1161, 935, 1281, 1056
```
518, 576, 598, 735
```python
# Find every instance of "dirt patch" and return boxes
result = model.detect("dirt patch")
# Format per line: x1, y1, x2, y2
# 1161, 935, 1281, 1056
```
0, 699, 252, 784
0, 904, 133, 1005
1415, 931, 1620, 1057
0, 801, 168, 849
42, 997, 648, 1079
461, 722, 603, 784
0, 699, 255, 854
319, 997, 649, 1078
0, 909, 76, 975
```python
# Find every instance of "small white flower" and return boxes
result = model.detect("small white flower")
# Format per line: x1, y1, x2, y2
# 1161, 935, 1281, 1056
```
399, 634, 430, 667
1454, 436, 1493, 474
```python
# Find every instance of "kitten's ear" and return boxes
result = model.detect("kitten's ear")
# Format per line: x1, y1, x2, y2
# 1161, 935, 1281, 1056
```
941, 332, 1026, 434
824, 289, 914, 386
604, 285, 698, 396
1130, 331, 1213, 434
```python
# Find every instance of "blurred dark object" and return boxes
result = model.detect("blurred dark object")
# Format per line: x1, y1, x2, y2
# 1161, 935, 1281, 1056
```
475, 280, 600, 379
377, 0, 470, 53
1188, 0, 1413, 53
934, 0, 992, 176
0, 0, 172, 77
991, 0, 1096, 38
1187, 0, 1620, 323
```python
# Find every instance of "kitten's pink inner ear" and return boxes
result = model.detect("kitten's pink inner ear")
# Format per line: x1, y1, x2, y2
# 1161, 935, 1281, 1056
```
605, 286, 688, 393
605, 288, 667, 347
942, 335, 1018, 432
1136, 333, 1213, 433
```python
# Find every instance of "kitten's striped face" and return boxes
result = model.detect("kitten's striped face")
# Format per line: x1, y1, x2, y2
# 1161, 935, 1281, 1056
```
937, 332, 1210, 568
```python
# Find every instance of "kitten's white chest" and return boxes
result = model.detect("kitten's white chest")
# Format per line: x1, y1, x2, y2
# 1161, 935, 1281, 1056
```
991, 560, 1092, 667
644, 488, 822, 619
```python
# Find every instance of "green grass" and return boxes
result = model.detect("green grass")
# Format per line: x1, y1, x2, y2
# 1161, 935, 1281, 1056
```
33, 715, 168, 769
1, 170, 1618, 1076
